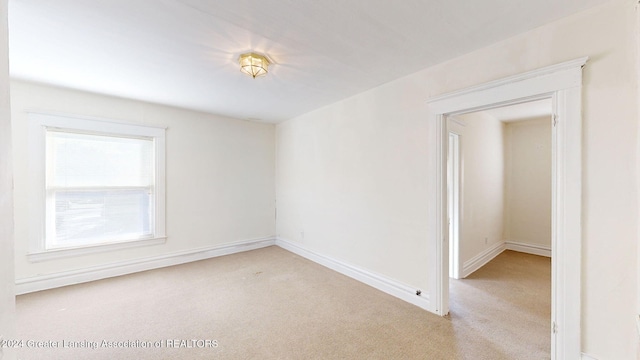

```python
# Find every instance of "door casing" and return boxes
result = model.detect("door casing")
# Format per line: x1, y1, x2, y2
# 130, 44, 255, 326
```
447, 130, 461, 280
426, 57, 587, 360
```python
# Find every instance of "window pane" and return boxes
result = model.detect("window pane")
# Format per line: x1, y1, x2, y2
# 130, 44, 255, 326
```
50, 189, 153, 248
47, 131, 154, 187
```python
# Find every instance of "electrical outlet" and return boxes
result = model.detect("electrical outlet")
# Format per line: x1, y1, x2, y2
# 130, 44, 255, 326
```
484, 237, 488, 244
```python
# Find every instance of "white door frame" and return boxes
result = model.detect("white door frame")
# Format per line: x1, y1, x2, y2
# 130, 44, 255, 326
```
426, 57, 587, 360
447, 130, 461, 280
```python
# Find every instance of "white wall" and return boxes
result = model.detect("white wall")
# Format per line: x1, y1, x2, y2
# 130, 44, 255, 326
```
11, 80, 276, 281
0, 0, 16, 358
455, 112, 506, 265
275, 0, 638, 358
504, 117, 552, 248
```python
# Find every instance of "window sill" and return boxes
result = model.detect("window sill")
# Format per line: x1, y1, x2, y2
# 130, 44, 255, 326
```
27, 237, 167, 263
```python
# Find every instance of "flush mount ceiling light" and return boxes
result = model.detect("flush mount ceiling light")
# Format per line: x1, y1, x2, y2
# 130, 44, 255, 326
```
238, 52, 270, 78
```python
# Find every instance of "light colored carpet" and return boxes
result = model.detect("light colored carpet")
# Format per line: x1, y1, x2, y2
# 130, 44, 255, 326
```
16, 247, 550, 359
450, 250, 551, 359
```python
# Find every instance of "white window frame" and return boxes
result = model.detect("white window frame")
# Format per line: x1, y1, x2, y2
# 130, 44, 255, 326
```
28, 112, 166, 262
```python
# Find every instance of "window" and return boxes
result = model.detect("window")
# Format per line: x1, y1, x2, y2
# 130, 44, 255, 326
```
29, 113, 166, 260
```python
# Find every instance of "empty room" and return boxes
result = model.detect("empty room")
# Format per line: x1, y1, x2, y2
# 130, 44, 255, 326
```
0, 0, 639, 359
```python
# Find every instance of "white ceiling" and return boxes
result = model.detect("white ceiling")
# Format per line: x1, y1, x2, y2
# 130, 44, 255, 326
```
8, 0, 607, 123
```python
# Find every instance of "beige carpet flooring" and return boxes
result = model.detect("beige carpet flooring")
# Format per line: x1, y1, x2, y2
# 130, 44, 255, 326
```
16, 247, 550, 359
449, 250, 551, 359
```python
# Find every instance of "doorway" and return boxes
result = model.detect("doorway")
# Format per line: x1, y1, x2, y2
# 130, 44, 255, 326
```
446, 100, 553, 357
426, 57, 587, 360
447, 100, 553, 280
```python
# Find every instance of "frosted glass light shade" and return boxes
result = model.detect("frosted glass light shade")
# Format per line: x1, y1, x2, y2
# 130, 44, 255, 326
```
238, 52, 270, 78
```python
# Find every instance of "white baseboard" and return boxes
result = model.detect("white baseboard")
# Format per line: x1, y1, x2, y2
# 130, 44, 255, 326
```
505, 240, 551, 257
15, 236, 276, 295
462, 241, 505, 278
275, 237, 431, 311
581, 353, 598, 360
17, 235, 432, 314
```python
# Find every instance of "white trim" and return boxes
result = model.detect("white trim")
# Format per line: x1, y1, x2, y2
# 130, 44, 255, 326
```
426, 57, 586, 360
427, 57, 588, 114
15, 237, 276, 295
505, 240, 551, 257
447, 131, 461, 280
461, 241, 552, 278
28, 237, 167, 262
27, 112, 167, 257
552, 82, 583, 360
429, 112, 447, 316
17, 236, 433, 312
25, 109, 168, 130
276, 237, 431, 311
462, 241, 505, 278
28, 111, 167, 137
